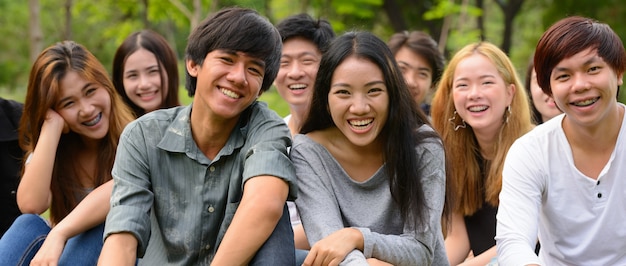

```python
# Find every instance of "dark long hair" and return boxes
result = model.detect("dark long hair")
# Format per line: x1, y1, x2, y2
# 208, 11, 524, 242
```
301, 31, 441, 231
19, 41, 134, 224
112, 29, 180, 117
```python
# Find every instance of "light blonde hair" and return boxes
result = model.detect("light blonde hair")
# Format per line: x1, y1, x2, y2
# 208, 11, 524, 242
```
431, 42, 533, 216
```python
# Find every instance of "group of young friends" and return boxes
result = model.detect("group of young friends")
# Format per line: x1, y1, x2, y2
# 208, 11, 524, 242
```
0, 6, 623, 266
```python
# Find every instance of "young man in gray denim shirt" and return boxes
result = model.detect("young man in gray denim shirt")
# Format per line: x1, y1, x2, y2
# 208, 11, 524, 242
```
99, 7, 297, 265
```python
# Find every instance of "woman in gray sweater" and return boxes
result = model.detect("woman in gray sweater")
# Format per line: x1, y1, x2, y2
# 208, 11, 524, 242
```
291, 31, 449, 266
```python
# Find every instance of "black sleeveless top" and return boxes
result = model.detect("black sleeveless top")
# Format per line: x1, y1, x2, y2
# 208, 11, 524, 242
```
463, 154, 497, 255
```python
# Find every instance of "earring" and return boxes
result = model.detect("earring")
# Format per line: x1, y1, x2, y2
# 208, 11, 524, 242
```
504, 105, 512, 124
449, 110, 467, 131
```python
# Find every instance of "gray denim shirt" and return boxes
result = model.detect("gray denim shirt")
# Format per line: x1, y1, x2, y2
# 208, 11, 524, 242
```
104, 102, 296, 265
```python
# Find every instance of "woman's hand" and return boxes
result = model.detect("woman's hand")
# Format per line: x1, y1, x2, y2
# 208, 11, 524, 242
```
44, 109, 69, 134
303, 228, 363, 266
30, 229, 68, 266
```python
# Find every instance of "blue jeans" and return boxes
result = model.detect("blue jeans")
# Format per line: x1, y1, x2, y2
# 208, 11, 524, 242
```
249, 204, 295, 266
0, 214, 104, 266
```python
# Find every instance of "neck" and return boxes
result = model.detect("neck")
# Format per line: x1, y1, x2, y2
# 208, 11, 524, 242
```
473, 129, 498, 160
288, 104, 309, 135
190, 109, 238, 160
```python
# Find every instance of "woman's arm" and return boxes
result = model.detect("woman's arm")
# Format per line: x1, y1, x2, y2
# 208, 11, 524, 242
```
445, 213, 471, 265
30, 180, 113, 265
17, 109, 66, 214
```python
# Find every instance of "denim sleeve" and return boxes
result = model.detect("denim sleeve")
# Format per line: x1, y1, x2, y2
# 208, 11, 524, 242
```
104, 121, 153, 257
241, 103, 297, 200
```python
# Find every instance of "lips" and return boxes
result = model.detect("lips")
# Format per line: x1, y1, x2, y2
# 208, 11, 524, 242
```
220, 88, 241, 99
468, 105, 489, 112
349, 118, 373, 129
83, 113, 102, 126
137, 90, 158, 100
571, 97, 599, 107
288, 83, 307, 90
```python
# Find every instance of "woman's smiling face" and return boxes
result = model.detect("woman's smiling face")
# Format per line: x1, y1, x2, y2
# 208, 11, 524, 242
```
452, 53, 515, 137
328, 56, 389, 147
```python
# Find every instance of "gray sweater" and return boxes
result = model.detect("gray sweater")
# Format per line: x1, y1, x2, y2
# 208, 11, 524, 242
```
292, 133, 449, 266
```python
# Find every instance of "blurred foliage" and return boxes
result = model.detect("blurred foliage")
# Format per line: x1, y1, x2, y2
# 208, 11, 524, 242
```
1, 0, 625, 109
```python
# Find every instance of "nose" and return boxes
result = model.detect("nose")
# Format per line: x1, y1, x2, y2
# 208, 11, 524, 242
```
349, 94, 370, 115
571, 72, 590, 93
138, 74, 150, 90
287, 63, 304, 80
227, 62, 248, 87
468, 84, 482, 100
79, 99, 95, 117
404, 72, 416, 88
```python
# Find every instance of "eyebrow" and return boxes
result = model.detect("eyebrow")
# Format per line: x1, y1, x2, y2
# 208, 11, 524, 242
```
454, 74, 496, 82
332, 80, 385, 88
282, 51, 319, 59
398, 61, 432, 72
554, 55, 602, 72
222, 49, 266, 69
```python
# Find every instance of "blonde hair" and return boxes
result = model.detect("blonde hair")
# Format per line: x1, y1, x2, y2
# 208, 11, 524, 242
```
431, 42, 533, 216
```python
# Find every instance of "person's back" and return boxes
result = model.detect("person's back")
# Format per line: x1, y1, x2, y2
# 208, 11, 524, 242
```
0, 98, 23, 237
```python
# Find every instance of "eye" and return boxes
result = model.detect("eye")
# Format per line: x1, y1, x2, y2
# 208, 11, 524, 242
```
368, 87, 384, 94
554, 73, 569, 81
60, 100, 74, 109
85, 87, 98, 96
588, 66, 601, 73
125, 73, 137, 79
219, 56, 234, 63
332, 89, 350, 95
454, 83, 468, 90
248, 66, 264, 76
302, 58, 317, 65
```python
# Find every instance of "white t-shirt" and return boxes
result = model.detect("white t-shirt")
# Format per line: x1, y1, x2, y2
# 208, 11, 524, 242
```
284, 114, 302, 226
496, 103, 626, 265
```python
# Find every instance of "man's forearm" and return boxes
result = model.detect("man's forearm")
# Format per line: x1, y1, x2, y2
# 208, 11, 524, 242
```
98, 232, 138, 266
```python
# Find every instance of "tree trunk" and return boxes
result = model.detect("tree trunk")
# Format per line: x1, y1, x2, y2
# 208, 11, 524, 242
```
383, 0, 407, 32
29, 0, 43, 63
476, 0, 485, 41
141, 0, 151, 29
495, 0, 525, 54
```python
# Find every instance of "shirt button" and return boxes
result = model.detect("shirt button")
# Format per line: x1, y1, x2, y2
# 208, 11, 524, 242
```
208, 206, 215, 212
205, 244, 211, 250
209, 166, 216, 172
597, 193, 602, 198
597, 180, 601, 185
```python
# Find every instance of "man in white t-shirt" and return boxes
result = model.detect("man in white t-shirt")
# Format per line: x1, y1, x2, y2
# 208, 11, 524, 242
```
496, 16, 626, 266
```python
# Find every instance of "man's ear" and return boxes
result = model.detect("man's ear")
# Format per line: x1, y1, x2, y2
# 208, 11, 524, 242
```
186, 59, 199, 77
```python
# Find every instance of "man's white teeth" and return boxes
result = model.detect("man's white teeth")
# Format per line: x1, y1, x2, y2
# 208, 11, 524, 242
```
221, 88, 240, 99
83, 113, 101, 126
289, 84, 307, 90
350, 119, 373, 128
572, 97, 598, 107
469, 105, 488, 112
